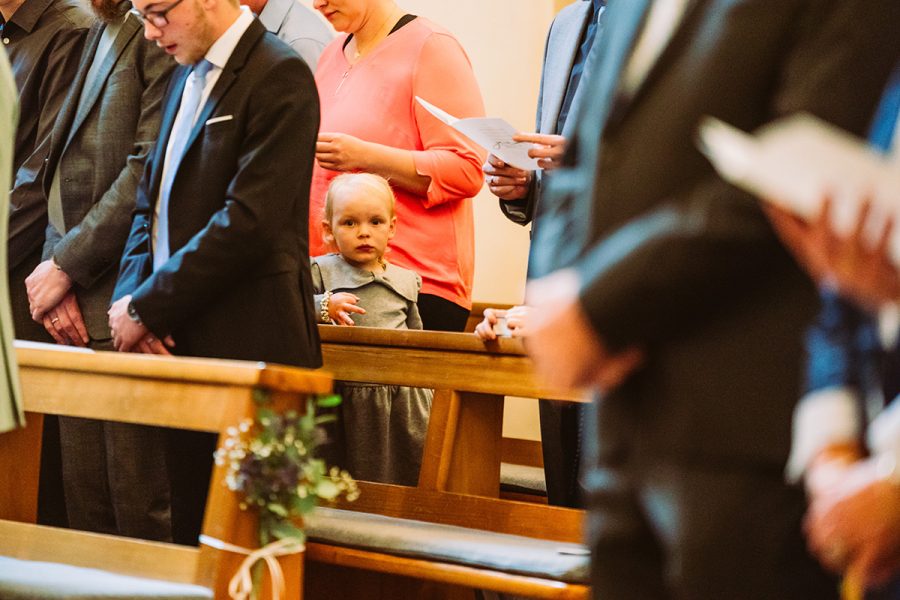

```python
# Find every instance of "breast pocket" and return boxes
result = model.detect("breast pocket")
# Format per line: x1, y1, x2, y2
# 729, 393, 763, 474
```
199, 117, 237, 162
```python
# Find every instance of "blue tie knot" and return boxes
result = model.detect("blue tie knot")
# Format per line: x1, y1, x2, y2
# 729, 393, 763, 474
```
192, 59, 213, 81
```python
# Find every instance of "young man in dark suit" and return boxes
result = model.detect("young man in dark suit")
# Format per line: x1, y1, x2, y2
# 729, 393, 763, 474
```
108, 0, 321, 544
24, 0, 176, 540
523, 0, 900, 597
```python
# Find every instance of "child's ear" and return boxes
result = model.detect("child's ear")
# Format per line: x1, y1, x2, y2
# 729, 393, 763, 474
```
321, 220, 335, 247
388, 216, 397, 240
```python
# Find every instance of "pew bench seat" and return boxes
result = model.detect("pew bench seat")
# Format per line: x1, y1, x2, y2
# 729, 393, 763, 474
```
500, 462, 547, 497
0, 556, 213, 600
305, 507, 590, 599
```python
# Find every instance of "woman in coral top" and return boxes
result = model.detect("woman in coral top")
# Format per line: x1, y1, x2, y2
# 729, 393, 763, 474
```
310, 0, 486, 331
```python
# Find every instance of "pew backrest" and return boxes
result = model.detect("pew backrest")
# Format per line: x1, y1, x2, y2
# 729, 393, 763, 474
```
0, 341, 331, 598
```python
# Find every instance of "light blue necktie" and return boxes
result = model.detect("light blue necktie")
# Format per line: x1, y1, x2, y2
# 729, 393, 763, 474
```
869, 63, 900, 154
154, 59, 213, 271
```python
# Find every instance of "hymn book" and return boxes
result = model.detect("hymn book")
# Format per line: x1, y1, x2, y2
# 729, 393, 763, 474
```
416, 96, 542, 171
698, 113, 900, 263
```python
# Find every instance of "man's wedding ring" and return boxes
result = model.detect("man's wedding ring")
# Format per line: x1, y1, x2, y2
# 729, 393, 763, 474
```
50, 317, 59, 324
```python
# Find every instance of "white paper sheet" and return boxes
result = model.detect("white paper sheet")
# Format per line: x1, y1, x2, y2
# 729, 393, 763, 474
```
416, 96, 542, 171
698, 113, 900, 263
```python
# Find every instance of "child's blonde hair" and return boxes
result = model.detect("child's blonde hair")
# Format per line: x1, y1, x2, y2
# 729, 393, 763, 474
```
323, 173, 396, 224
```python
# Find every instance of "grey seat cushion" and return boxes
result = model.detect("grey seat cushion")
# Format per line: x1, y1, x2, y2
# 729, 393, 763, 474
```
500, 462, 547, 495
305, 507, 590, 584
0, 556, 213, 600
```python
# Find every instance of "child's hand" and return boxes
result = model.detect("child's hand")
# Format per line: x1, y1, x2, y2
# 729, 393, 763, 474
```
474, 308, 504, 341
504, 305, 532, 337
329, 292, 365, 326
474, 305, 533, 341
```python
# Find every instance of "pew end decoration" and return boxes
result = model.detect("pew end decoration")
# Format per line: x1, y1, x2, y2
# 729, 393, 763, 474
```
211, 392, 359, 598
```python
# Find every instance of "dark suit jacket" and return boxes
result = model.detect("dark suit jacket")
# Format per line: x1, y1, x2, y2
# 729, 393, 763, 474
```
533, 0, 900, 468
43, 13, 175, 341
112, 18, 321, 368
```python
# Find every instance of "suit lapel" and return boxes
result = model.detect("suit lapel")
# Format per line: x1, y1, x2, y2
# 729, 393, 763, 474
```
148, 67, 190, 204
43, 23, 102, 191
67, 15, 142, 147
540, 1, 592, 135
179, 20, 265, 165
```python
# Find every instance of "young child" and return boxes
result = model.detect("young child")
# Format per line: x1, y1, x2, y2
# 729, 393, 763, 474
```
311, 173, 432, 486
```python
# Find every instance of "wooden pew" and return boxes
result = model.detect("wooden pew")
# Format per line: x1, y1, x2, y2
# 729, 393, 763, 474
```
0, 341, 331, 599
465, 301, 547, 499
306, 326, 590, 599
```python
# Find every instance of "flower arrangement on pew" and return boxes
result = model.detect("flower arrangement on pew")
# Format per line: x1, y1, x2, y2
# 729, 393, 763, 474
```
211, 393, 359, 598
215, 394, 360, 545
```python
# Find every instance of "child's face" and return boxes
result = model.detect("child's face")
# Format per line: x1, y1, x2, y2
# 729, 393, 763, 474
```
323, 188, 396, 271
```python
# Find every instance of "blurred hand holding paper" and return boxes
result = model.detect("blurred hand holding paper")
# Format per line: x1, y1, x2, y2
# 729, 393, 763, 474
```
698, 113, 900, 263
416, 96, 542, 171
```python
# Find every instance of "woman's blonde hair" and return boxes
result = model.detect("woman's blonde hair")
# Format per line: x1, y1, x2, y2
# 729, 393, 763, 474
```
323, 173, 396, 224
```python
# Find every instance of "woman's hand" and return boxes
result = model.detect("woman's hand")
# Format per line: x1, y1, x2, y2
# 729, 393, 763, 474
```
328, 292, 366, 326
316, 132, 371, 172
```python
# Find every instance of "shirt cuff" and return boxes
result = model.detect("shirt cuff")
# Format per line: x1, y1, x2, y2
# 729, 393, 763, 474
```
785, 386, 862, 482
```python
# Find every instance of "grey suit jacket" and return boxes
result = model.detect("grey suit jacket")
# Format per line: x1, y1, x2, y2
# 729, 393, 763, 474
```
259, 0, 332, 70
533, 0, 900, 468
500, 0, 593, 228
42, 12, 175, 340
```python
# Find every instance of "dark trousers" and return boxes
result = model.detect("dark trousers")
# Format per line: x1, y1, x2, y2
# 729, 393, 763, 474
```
417, 293, 469, 332
167, 429, 217, 546
59, 416, 172, 541
539, 400, 585, 508
10, 247, 67, 526
587, 459, 839, 599
54, 336, 171, 541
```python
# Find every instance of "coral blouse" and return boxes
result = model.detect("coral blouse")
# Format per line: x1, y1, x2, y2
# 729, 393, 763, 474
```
310, 17, 485, 310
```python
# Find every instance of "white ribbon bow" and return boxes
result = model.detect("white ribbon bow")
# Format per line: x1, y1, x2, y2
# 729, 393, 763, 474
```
199, 534, 305, 600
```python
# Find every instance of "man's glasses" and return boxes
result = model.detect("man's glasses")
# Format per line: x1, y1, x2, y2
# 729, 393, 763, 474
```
129, 0, 185, 27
